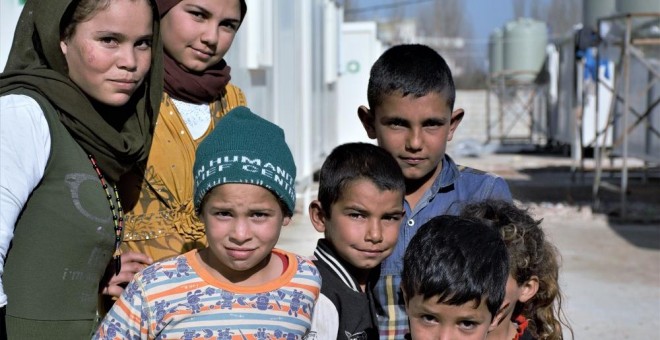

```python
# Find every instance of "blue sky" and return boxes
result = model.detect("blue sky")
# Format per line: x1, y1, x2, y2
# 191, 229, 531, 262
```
345, 0, 519, 66
346, 0, 516, 41
464, 0, 516, 64
465, 0, 515, 43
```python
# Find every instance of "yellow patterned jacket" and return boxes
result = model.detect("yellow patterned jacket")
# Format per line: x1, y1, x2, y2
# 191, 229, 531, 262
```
120, 84, 246, 261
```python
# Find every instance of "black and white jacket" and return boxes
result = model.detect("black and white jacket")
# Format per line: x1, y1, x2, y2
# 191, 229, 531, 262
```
308, 239, 379, 340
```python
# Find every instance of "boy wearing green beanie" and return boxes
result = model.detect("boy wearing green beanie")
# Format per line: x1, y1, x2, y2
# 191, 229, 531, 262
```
95, 107, 322, 339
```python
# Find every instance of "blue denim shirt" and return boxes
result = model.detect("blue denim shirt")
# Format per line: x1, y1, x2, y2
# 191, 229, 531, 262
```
374, 155, 512, 339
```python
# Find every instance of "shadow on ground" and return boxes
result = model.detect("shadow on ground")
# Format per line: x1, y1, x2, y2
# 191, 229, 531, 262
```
503, 155, 660, 250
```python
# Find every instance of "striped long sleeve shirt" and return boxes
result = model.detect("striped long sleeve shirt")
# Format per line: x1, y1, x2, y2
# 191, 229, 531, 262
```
94, 248, 321, 340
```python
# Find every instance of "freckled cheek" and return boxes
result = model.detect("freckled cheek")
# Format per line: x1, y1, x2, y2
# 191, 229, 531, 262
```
75, 43, 97, 66
75, 48, 109, 78
85, 51, 96, 65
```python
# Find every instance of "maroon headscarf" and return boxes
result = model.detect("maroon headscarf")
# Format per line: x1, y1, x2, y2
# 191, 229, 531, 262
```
155, 0, 179, 16
156, 0, 231, 104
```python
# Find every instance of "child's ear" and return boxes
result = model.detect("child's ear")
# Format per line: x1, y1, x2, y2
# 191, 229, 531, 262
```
282, 215, 292, 227
488, 302, 509, 332
308, 200, 327, 233
447, 108, 464, 142
519, 276, 540, 303
357, 105, 377, 139
60, 40, 69, 57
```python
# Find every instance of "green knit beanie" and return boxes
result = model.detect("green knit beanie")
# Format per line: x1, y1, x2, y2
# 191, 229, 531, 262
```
193, 106, 296, 214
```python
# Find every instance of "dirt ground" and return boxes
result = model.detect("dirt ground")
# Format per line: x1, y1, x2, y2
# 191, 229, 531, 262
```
525, 202, 659, 339
277, 151, 660, 339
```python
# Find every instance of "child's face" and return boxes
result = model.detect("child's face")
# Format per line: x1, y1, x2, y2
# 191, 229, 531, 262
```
405, 294, 498, 340
161, 0, 242, 72
60, 0, 153, 107
310, 179, 403, 273
199, 183, 290, 281
500, 275, 538, 320
358, 92, 463, 183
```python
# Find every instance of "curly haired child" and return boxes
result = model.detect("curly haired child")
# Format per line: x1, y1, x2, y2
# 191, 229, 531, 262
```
461, 200, 573, 340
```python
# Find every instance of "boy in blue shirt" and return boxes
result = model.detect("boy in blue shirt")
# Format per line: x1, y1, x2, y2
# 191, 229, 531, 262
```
357, 44, 512, 339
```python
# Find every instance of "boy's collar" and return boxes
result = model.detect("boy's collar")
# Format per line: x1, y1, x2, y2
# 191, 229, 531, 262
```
314, 239, 377, 293
430, 155, 460, 192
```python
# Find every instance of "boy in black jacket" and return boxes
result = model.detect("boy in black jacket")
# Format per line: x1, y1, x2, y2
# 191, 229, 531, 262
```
308, 142, 405, 339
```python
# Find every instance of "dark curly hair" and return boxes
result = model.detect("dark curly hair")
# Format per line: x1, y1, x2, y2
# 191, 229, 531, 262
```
461, 200, 573, 340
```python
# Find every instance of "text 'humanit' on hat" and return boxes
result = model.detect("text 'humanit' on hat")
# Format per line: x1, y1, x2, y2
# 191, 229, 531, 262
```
193, 106, 296, 215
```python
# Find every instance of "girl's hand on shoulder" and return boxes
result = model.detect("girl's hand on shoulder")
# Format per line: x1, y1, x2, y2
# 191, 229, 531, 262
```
101, 251, 153, 297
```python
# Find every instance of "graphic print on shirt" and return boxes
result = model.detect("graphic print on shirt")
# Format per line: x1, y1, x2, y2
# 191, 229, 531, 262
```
65, 172, 113, 224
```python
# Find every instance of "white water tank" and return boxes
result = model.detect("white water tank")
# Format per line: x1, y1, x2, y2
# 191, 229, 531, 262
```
503, 18, 548, 83
488, 28, 504, 75
616, 0, 660, 13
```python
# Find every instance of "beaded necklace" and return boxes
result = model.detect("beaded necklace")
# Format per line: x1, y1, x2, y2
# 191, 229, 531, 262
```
88, 154, 123, 275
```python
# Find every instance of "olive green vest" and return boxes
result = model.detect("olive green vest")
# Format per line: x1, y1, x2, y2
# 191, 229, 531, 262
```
4, 90, 117, 339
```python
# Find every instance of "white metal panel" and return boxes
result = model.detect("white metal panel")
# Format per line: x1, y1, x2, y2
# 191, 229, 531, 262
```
0, 0, 24, 71
583, 59, 615, 147
336, 22, 384, 146
244, 0, 273, 69
225, 0, 340, 213
551, 35, 577, 145
323, 0, 340, 84
297, 0, 313, 184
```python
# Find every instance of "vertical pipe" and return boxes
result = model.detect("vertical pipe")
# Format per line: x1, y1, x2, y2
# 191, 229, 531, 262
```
592, 18, 604, 210
576, 60, 585, 177
621, 15, 632, 219
300, 0, 313, 215
498, 77, 505, 142
644, 67, 654, 184
486, 75, 492, 143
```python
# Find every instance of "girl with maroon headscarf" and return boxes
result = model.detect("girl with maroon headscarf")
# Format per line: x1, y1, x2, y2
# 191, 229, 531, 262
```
120, 0, 248, 262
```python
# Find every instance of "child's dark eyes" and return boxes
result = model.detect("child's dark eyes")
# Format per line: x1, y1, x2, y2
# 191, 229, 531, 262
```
213, 210, 232, 218
423, 120, 443, 127
385, 118, 407, 128
251, 211, 270, 219
348, 212, 366, 220
383, 213, 403, 222
220, 20, 239, 31
421, 120, 445, 131
135, 39, 152, 49
99, 37, 119, 46
457, 319, 479, 330
210, 211, 271, 219
420, 314, 439, 324
188, 10, 207, 20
